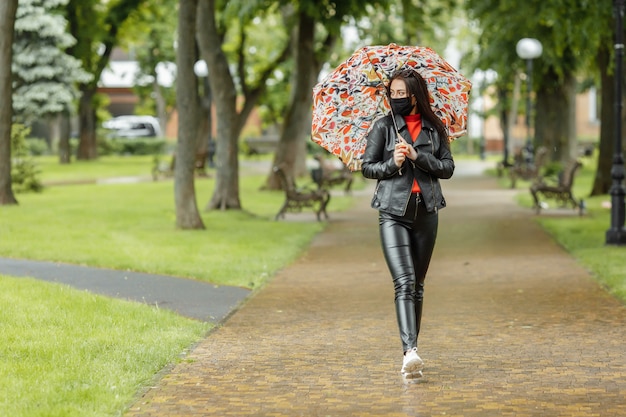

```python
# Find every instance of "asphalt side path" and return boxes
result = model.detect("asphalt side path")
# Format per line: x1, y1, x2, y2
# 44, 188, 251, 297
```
0, 258, 250, 323
124, 160, 626, 417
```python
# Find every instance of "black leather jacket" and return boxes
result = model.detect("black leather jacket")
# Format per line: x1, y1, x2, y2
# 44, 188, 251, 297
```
361, 114, 454, 215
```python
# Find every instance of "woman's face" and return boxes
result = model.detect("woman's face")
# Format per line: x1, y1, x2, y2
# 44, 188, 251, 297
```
389, 79, 409, 99
389, 78, 417, 114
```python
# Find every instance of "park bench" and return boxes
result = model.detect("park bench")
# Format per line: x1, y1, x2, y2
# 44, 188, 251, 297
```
273, 163, 330, 221
152, 154, 174, 180
152, 151, 208, 180
310, 155, 354, 194
244, 136, 279, 155
578, 141, 596, 157
530, 159, 583, 215
508, 146, 548, 189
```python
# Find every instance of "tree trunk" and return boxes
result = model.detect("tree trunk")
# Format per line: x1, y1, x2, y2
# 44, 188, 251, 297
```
535, 68, 576, 163
153, 77, 168, 137
509, 75, 521, 154
76, 88, 98, 160
197, 0, 241, 210
194, 77, 211, 175
0, 0, 18, 205
194, 105, 210, 172
174, 0, 205, 229
592, 45, 616, 196
264, 11, 316, 190
48, 114, 60, 152
59, 109, 71, 164
498, 86, 511, 165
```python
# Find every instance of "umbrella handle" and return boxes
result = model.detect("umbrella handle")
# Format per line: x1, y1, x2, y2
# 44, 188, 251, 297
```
390, 111, 403, 143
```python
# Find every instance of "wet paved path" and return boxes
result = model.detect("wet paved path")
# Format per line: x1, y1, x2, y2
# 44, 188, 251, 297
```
126, 162, 626, 417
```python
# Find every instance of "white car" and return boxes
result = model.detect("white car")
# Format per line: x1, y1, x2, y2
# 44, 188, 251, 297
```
103, 115, 162, 138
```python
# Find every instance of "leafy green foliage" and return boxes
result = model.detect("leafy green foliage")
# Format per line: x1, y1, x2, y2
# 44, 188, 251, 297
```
24, 138, 49, 156
119, 0, 178, 118
220, 2, 291, 96
10, 124, 43, 193
351, 0, 456, 52
465, 0, 610, 84
233, 0, 400, 128
64, 0, 156, 159
12, 0, 92, 122
65, 136, 167, 157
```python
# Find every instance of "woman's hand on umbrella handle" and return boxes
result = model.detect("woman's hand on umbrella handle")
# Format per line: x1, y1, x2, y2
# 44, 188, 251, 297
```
394, 141, 408, 167
404, 142, 417, 161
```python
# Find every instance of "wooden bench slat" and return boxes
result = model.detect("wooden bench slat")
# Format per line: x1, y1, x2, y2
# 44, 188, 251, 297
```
273, 164, 330, 221
530, 159, 583, 215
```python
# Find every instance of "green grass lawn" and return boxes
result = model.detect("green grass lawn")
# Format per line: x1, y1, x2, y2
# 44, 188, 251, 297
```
2, 156, 357, 289
0, 154, 358, 416
36, 155, 157, 183
0, 275, 209, 417
496, 155, 626, 303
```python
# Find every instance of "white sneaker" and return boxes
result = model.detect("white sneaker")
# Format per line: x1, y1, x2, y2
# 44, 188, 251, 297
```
401, 347, 424, 378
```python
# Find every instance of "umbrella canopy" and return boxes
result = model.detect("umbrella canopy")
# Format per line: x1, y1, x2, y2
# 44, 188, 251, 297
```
311, 43, 472, 171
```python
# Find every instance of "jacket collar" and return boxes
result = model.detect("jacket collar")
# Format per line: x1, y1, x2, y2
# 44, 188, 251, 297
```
391, 113, 435, 133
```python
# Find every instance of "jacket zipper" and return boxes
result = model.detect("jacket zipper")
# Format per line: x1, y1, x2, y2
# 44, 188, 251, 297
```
408, 132, 421, 219
428, 130, 437, 213
402, 189, 411, 216
408, 160, 418, 220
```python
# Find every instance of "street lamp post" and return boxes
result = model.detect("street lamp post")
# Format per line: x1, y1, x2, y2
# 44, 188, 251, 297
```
516, 38, 543, 165
606, 0, 626, 245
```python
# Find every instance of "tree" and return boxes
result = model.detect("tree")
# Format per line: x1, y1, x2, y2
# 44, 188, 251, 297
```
65, 0, 147, 160
466, 0, 625, 196
263, 7, 316, 190
174, 0, 205, 229
399, 0, 459, 48
263, 0, 399, 191
118, 0, 178, 136
592, 42, 617, 196
12, 0, 92, 162
466, 0, 603, 165
196, 0, 291, 210
589, 6, 623, 196
0, 0, 19, 205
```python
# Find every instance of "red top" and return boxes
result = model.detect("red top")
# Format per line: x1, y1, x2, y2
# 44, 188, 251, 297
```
404, 114, 422, 193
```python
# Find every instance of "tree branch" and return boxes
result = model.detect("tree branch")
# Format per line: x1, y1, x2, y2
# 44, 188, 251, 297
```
237, 24, 248, 98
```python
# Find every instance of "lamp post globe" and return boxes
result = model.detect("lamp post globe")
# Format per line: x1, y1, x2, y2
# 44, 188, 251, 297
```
516, 38, 542, 165
516, 38, 543, 60
194, 60, 208, 78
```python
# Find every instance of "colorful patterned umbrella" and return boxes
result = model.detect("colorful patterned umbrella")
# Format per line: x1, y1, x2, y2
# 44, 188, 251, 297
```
311, 43, 472, 171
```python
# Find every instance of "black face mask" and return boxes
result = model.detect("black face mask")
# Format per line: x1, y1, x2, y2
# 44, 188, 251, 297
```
390, 97, 414, 116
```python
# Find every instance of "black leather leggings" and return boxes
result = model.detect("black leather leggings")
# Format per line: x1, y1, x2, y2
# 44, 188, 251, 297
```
379, 193, 438, 353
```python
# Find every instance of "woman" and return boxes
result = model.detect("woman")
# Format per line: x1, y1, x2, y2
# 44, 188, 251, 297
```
361, 69, 454, 379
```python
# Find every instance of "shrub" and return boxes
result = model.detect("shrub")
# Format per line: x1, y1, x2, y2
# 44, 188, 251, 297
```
26, 138, 50, 156
11, 125, 43, 193
113, 138, 167, 155
97, 136, 124, 156
68, 135, 166, 157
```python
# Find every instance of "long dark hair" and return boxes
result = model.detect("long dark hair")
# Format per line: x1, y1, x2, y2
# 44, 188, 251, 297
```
387, 69, 449, 142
